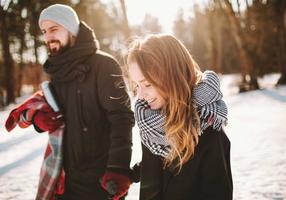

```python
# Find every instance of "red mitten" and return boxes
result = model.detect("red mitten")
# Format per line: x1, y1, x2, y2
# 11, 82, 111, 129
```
33, 106, 63, 133
101, 171, 131, 200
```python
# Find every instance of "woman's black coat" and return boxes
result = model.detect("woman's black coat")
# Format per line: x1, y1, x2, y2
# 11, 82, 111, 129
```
139, 127, 233, 200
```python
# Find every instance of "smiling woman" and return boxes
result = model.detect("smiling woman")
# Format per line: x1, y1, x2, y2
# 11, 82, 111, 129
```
102, 0, 205, 33
123, 33, 232, 200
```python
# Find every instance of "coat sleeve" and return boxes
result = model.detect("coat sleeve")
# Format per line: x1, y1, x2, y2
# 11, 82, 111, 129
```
140, 145, 163, 200
198, 128, 233, 200
97, 55, 134, 170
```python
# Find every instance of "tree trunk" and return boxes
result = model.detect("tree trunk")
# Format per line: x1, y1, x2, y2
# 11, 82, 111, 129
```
16, 35, 25, 97
236, 0, 241, 16
119, 0, 131, 39
208, 10, 222, 73
29, 4, 40, 64
0, 6, 15, 104
245, 0, 249, 9
277, 1, 286, 85
33, 35, 39, 64
222, 0, 259, 91
0, 89, 4, 109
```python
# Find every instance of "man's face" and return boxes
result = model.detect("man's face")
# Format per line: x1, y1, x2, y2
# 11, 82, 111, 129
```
40, 20, 73, 56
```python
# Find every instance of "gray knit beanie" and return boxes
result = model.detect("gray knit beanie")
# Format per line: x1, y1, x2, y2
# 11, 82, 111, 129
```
39, 4, 80, 36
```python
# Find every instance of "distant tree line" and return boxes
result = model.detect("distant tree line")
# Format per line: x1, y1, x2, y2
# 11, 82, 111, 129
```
0, 0, 163, 108
0, 0, 285, 109
173, 0, 286, 91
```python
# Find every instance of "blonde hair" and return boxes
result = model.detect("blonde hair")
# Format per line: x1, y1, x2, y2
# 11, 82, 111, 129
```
126, 34, 202, 171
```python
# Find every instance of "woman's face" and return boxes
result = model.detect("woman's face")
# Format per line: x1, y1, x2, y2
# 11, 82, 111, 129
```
128, 61, 166, 110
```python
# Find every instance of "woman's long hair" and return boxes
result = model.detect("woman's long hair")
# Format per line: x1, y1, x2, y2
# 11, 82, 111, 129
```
126, 34, 202, 170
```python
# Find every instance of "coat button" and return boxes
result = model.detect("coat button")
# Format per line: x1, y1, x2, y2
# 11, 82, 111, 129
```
77, 89, 81, 94
82, 127, 88, 132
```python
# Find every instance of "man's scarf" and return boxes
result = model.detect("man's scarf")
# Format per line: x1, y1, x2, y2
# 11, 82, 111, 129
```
43, 22, 97, 83
5, 92, 64, 200
134, 71, 228, 158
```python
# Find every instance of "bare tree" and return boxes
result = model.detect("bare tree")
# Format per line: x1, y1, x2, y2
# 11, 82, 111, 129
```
207, 4, 223, 73
0, 4, 15, 104
222, 0, 258, 91
277, 0, 286, 85
119, 0, 131, 39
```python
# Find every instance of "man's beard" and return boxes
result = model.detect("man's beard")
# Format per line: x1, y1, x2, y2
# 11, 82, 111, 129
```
47, 39, 71, 56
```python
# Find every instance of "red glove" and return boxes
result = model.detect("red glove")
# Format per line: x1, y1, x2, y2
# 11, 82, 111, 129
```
101, 171, 131, 200
32, 106, 63, 133
18, 109, 37, 128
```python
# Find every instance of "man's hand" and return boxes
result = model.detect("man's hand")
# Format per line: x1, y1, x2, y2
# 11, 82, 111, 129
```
33, 105, 63, 132
101, 171, 131, 200
19, 105, 63, 133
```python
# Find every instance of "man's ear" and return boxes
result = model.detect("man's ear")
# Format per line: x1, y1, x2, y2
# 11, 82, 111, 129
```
70, 34, 76, 46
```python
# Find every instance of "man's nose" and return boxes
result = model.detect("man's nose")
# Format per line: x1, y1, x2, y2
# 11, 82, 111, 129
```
43, 33, 53, 43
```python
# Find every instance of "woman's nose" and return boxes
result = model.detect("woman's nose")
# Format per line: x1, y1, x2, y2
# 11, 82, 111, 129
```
137, 87, 146, 100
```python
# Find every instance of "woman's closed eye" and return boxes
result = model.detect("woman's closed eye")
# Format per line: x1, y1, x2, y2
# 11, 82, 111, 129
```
134, 83, 152, 89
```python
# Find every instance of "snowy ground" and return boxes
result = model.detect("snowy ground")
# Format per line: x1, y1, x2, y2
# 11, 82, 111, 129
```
0, 73, 286, 200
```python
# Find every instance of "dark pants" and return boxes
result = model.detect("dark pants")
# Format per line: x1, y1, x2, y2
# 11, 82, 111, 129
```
55, 177, 127, 200
57, 172, 109, 200
56, 194, 126, 200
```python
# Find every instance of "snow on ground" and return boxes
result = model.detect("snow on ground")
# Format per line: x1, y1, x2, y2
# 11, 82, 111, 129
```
0, 73, 286, 200
221, 74, 286, 200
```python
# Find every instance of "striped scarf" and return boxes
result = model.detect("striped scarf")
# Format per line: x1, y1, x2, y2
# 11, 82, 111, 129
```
135, 71, 228, 157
